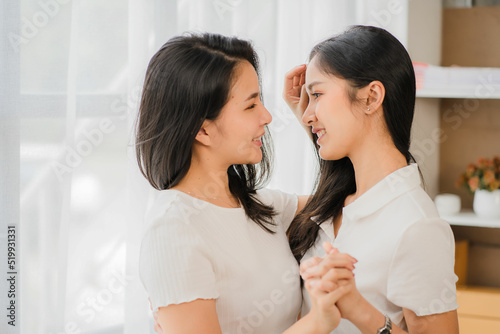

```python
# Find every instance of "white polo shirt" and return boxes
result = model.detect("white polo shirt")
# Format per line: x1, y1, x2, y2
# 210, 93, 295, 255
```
301, 164, 459, 333
140, 188, 302, 334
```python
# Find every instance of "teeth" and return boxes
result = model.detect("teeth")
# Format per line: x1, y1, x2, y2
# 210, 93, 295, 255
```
252, 136, 262, 141
317, 130, 326, 137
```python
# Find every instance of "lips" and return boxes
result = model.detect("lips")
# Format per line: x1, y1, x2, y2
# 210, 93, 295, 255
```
252, 131, 265, 142
252, 133, 264, 147
312, 128, 326, 142
252, 138, 262, 147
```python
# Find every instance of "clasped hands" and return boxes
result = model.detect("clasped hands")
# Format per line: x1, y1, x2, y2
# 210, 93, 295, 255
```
300, 241, 363, 332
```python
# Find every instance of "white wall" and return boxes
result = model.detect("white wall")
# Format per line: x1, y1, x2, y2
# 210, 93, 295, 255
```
407, 0, 443, 198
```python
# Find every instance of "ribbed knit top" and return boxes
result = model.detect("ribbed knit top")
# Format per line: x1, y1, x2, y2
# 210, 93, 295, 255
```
139, 188, 302, 333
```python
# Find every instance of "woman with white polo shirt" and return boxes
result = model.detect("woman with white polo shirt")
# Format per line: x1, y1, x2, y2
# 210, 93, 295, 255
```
284, 26, 459, 333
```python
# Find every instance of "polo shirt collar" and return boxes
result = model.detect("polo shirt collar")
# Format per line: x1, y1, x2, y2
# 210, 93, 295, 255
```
342, 163, 421, 221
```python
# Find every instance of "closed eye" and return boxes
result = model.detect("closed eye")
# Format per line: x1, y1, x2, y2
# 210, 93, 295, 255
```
246, 104, 257, 110
311, 93, 322, 99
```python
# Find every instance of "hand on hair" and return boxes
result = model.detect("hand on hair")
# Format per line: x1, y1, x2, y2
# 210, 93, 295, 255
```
283, 64, 310, 125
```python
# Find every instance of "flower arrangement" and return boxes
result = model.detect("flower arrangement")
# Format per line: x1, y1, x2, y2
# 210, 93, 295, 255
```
456, 156, 500, 193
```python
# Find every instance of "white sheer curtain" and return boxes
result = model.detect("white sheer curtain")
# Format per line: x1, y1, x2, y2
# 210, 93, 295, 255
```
0, 1, 408, 333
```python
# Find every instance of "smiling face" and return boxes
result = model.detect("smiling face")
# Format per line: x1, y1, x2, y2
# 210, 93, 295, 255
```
201, 60, 272, 166
302, 56, 366, 161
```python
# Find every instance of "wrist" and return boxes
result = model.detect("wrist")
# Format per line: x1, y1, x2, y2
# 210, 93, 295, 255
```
302, 312, 331, 334
347, 298, 386, 334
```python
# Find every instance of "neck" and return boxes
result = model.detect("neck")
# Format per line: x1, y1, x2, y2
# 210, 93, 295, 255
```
346, 136, 408, 205
173, 154, 233, 200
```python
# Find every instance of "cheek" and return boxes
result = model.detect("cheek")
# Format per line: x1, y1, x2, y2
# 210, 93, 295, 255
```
316, 104, 339, 131
316, 97, 338, 121
229, 123, 253, 152
318, 101, 357, 131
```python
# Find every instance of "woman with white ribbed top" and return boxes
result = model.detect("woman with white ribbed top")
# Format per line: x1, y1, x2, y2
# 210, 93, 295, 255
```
283, 26, 460, 333
136, 33, 355, 334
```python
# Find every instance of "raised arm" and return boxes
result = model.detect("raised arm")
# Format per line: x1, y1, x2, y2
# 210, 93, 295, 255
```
283, 64, 312, 141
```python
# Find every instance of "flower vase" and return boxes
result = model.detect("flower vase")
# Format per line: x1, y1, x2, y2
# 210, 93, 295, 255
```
473, 189, 500, 219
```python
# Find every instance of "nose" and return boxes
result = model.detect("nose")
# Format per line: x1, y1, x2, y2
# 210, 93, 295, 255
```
262, 104, 272, 125
301, 103, 317, 126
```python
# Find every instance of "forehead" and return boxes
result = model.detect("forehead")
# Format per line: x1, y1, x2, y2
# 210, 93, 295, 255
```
306, 57, 328, 81
230, 61, 259, 95
306, 56, 348, 90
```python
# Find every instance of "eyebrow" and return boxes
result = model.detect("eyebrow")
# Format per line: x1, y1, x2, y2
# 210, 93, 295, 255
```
245, 92, 259, 101
306, 81, 324, 92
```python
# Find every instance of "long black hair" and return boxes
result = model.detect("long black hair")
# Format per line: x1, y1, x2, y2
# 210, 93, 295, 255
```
287, 25, 417, 261
136, 33, 277, 233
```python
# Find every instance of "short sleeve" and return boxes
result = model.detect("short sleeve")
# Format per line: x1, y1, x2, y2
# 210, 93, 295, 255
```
387, 218, 459, 316
139, 217, 219, 311
257, 188, 298, 230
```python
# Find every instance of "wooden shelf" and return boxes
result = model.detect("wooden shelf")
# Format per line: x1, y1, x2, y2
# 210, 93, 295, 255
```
414, 64, 500, 99
441, 210, 500, 228
417, 88, 500, 99
457, 285, 500, 334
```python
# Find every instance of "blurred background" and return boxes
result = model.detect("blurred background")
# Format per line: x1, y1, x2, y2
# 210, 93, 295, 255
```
1, 0, 499, 333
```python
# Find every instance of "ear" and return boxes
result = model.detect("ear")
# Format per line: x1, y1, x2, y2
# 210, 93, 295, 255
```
194, 120, 213, 146
362, 81, 385, 115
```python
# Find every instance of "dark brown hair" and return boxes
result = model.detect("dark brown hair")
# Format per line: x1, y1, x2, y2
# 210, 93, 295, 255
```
136, 33, 277, 233
287, 26, 417, 261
